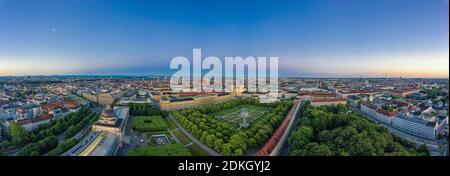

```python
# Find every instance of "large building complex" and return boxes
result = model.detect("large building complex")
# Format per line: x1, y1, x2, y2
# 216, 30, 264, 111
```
297, 91, 347, 107
78, 105, 129, 156
359, 100, 447, 140
392, 113, 439, 139
155, 92, 235, 110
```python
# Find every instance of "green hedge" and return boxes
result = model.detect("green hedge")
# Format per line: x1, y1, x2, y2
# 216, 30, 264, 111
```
132, 116, 168, 132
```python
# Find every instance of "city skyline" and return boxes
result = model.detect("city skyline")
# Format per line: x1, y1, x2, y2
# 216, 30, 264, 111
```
0, 0, 449, 78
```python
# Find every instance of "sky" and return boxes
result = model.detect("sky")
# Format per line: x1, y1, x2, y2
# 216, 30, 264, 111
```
0, 0, 449, 78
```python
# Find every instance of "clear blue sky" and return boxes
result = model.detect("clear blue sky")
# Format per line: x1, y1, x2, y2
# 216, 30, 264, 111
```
0, 0, 448, 77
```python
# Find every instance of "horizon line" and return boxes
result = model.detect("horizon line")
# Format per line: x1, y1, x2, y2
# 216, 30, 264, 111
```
0, 74, 448, 79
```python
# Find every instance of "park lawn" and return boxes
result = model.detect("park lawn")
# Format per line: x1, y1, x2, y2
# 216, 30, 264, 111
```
164, 117, 178, 130
187, 144, 211, 156
132, 116, 168, 132
147, 131, 171, 136
215, 104, 271, 127
213, 104, 270, 116
172, 128, 211, 156
128, 144, 192, 156
165, 117, 211, 156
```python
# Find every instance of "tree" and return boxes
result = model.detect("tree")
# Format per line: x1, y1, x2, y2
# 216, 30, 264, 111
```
170, 98, 293, 155
222, 143, 233, 156
288, 126, 313, 149
347, 133, 375, 156
415, 144, 429, 156
8, 122, 28, 146
317, 130, 333, 143
288, 104, 418, 156
21, 143, 41, 156
20, 136, 58, 156
247, 137, 257, 149
303, 143, 333, 156
48, 139, 79, 156
233, 149, 244, 156
206, 134, 217, 147
229, 134, 247, 152
213, 139, 224, 153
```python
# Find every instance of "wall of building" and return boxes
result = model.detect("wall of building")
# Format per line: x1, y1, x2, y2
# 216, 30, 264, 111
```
21, 119, 51, 131
82, 93, 98, 103
392, 117, 436, 139
311, 101, 347, 107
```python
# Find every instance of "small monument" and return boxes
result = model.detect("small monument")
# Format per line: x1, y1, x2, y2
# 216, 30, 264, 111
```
239, 108, 250, 128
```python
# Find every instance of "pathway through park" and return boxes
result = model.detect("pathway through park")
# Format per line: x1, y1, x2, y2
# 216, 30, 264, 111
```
168, 114, 221, 156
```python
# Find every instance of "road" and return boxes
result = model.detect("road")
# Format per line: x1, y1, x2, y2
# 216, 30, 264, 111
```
168, 128, 181, 144
168, 114, 221, 156
278, 102, 305, 156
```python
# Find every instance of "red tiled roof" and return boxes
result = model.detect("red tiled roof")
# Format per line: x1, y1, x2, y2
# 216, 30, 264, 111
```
17, 114, 53, 125
257, 101, 300, 156
176, 90, 224, 95
338, 89, 379, 94
64, 101, 80, 108
311, 98, 346, 103
376, 108, 397, 117
391, 100, 410, 107
37, 113, 53, 121
298, 92, 336, 97
42, 103, 60, 111
388, 88, 421, 94
17, 118, 32, 125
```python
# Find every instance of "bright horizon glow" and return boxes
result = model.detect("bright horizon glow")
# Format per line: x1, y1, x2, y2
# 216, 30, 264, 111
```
0, 0, 449, 78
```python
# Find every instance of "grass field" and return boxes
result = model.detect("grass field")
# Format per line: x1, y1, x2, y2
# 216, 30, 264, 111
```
165, 118, 178, 130
128, 116, 210, 156
214, 104, 270, 125
132, 116, 168, 132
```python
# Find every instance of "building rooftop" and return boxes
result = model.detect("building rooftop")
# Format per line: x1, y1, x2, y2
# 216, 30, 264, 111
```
87, 132, 118, 156
396, 113, 436, 127
311, 98, 346, 103
101, 105, 116, 119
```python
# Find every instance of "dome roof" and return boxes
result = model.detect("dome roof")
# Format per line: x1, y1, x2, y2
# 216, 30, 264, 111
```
101, 105, 116, 119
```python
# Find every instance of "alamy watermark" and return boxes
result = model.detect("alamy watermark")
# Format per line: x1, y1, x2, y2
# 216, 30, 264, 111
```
170, 48, 279, 103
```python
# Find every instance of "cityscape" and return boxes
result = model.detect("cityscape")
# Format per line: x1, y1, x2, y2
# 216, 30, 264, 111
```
0, 0, 449, 158
0, 76, 448, 156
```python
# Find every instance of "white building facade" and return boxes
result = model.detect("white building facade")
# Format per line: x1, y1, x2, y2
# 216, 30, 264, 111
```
392, 113, 437, 140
